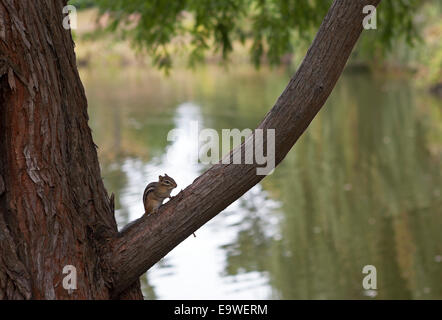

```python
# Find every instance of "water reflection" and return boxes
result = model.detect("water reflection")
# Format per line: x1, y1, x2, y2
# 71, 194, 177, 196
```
81, 66, 442, 299
108, 99, 276, 299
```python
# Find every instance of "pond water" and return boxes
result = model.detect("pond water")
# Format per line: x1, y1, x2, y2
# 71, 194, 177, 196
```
81, 64, 442, 299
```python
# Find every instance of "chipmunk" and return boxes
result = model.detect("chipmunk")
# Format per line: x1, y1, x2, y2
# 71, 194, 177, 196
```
143, 174, 177, 215
120, 174, 196, 237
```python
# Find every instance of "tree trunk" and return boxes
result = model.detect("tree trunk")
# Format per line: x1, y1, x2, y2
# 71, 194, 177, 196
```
0, 0, 141, 299
0, 0, 380, 299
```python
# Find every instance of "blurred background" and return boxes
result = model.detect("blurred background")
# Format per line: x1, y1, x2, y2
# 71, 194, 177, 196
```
70, 0, 441, 299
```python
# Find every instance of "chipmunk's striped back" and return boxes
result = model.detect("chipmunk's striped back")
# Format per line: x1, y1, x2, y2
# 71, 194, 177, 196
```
143, 182, 158, 206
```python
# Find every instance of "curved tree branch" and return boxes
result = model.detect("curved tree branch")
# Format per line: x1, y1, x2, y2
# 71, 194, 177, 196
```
109, 0, 381, 296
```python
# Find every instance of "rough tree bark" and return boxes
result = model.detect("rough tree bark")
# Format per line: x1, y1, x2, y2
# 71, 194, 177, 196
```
0, 0, 380, 299
0, 0, 141, 299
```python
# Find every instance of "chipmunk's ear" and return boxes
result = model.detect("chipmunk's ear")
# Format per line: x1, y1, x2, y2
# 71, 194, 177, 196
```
159, 175, 163, 181
164, 173, 169, 178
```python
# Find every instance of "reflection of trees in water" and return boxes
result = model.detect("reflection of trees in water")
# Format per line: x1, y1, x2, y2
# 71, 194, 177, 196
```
100, 157, 128, 223
140, 274, 157, 300
221, 195, 275, 276
219, 74, 442, 299
88, 67, 441, 299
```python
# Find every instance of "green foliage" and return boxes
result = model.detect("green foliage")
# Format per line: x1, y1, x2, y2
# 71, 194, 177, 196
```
89, 0, 422, 71
368, 0, 421, 52
68, 0, 96, 10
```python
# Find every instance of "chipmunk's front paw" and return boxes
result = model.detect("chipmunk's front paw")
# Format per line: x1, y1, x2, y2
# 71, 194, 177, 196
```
151, 208, 159, 214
